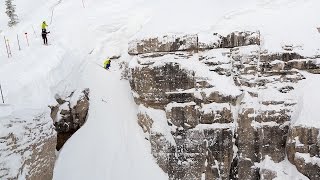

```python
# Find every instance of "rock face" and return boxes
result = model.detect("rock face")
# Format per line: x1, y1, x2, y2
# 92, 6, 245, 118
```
0, 109, 56, 180
128, 32, 320, 179
287, 127, 320, 180
129, 31, 260, 55
50, 88, 90, 150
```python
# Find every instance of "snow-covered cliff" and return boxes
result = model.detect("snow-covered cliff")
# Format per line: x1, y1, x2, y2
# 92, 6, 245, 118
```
1, 0, 320, 179
128, 32, 320, 179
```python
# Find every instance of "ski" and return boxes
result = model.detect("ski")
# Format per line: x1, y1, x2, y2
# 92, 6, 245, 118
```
94, 62, 110, 71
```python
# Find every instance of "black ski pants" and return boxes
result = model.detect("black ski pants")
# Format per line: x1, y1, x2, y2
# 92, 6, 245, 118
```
42, 34, 48, 45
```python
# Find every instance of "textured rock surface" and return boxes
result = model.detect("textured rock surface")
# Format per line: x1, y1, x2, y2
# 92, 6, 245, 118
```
50, 88, 90, 150
128, 32, 320, 179
287, 127, 320, 180
129, 32, 260, 55
129, 34, 198, 55
0, 111, 56, 180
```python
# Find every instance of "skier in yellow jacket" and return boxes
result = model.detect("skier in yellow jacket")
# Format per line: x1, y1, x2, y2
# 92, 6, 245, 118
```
104, 58, 111, 70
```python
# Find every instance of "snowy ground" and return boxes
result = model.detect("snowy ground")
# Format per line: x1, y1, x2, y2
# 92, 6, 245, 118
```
1, 0, 320, 179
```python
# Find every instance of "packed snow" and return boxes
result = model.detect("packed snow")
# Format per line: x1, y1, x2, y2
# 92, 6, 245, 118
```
291, 72, 320, 128
255, 156, 308, 180
1, 0, 320, 179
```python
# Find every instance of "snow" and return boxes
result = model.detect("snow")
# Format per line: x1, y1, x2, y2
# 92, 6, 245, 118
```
194, 123, 235, 130
132, 53, 242, 97
295, 153, 320, 167
198, 32, 221, 49
291, 72, 320, 128
0, 104, 13, 117
0, 108, 55, 179
1, 0, 320, 179
293, 137, 304, 147
251, 121, 286, 129
69, 89, 83, 108
54, 63, 167, 180
255, 156, 308, 180
165, 102, 196, 112
5, 153, 23, 178
129, 0, 320, 56
199, 48, 231, 64
1, 0, 167, 179
139, 105, 176, 146
270, 60, 285, 65
200, 102, 230, 114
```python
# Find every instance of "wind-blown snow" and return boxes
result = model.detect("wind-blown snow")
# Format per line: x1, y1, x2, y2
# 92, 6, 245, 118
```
291, 72, 320, 128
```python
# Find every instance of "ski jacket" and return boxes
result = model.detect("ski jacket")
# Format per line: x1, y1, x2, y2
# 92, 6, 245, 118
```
42, 22, 48, 29
104, 59, 111, 67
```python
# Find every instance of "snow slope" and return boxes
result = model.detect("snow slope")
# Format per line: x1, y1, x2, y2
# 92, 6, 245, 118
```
1, 0, 167, 179
53, 62, 167, 179
1, 0, 320, 179
292, 71, 320, 128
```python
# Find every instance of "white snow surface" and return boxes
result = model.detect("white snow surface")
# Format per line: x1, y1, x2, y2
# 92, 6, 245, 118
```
295, 152, 320, 167
1, 0, 320, 179
290, 72, 320, 128
255, 156, 308, 180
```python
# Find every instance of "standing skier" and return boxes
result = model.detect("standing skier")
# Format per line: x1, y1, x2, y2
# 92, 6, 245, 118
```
42, 29, 50, 45
104, 58, 111, 70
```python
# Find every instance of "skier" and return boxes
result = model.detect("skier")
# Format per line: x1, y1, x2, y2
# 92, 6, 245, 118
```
42, 21, 48, 30
104, 58, 111, 70
42, 29, 50, 45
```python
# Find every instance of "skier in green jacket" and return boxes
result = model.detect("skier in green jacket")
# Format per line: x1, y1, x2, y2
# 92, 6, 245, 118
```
104, 58, 111, 70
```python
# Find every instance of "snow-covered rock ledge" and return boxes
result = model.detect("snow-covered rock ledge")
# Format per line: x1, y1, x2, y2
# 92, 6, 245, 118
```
128, 31, 260, 55
0, 109, 56, 179
0, 89, 90, 179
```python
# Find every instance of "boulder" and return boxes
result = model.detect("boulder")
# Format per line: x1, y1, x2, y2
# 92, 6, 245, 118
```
51, 88, 90, 150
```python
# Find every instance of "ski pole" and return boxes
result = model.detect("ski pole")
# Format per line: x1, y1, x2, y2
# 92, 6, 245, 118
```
7, 39, 12, 57
4, 36, 10, 58
17, 34, 21, 50
25, 32, 29, 46
0, 84, 4, 104
50, 9, 54, 25
32, 25, 37, 37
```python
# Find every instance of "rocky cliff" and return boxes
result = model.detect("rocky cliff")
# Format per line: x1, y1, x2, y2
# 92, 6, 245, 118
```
0, 88, 89, 180
128, 32, 320, 179
0, 108, 56, 180
50, 88, 90, 150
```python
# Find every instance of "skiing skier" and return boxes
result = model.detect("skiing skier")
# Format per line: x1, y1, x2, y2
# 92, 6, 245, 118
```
104, 58, 111, 70
42, 29, 50, 45
42, 21, 48, 30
